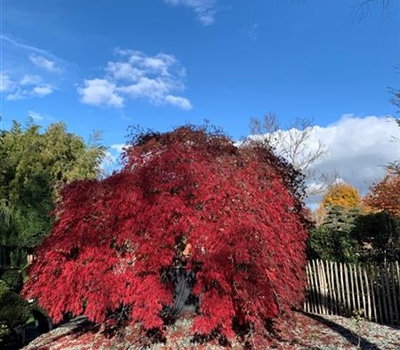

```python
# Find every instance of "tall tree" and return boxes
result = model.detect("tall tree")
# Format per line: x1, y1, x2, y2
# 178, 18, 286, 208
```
307, 225, 358, 263
364, 170, 400, 217
352, 211, 400, 263
0, 121, 106, 251
364, 94, 400, 216
387, 117, 400, 174
313, 181, 362, 226
23, 125, 309, 347
350, 112, 400, 263
321, 182, 362, 210
249, 112, 329, 196
308, 182, 363, 262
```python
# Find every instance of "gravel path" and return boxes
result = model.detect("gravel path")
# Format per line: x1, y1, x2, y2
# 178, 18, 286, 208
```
294, 313, 400, 350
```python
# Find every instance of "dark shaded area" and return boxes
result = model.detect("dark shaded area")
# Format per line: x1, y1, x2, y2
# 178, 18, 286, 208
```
160, 267, 198, 324
0, 247, 29, 270
0, 303, 53, 350
352, 211, 400, 264
169, 267, 196, 317
32, 309, 52, 334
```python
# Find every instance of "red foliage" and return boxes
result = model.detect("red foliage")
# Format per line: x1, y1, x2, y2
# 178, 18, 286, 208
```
23, 125, 309, 345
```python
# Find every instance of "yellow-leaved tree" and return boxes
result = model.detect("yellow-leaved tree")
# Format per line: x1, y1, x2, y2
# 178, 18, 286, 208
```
322, 182, 362, 209
313, 182, 362, 226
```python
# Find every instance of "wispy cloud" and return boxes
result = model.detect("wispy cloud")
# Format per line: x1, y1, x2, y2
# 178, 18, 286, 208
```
248, 23, 259, 42
28, 110, 44, 121
164, 0, 217, 26
4, 73, 54, 101
0, 73, 16, 92
1, 34, 52, 57
29, 54, 62, 73
78, 49, 192, 110
0, 34, 65, 101
20, 74, 42, 86
26, 110, 56, 124
164, 95, 193, 110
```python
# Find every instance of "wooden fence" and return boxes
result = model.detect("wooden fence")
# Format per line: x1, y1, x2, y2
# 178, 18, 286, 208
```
304, 259, 400, 325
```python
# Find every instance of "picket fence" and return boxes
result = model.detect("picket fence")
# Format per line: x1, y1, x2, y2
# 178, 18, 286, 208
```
304, 259, 400, 325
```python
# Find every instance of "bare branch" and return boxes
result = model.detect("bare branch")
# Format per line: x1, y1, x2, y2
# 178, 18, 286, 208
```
248, 113, 330, 196
352, 0, 391, 21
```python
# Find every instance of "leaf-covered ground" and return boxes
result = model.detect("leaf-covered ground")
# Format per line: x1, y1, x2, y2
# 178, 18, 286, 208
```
23, 312, 400, 350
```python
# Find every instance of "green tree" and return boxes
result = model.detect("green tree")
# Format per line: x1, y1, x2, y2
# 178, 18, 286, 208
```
307, 225, 358, 263
352, 211, 400, 263
0, 120, 106, 254
308, 182, 363, 262
323, 206, 361, 232
308, 205, 360, 263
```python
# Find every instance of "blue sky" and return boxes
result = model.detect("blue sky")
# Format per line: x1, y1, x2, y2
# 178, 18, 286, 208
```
1, 0, 399, 196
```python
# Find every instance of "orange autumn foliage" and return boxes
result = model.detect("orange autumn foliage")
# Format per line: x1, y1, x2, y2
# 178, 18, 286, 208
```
365, 170, 400, 217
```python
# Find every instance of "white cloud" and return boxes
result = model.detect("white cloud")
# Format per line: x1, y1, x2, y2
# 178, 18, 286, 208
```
78, 79, 124, 108
165, 94, 193, 109
247, 115, 399, 207
78, 49, 192, 110
32, 85, 54, 97
309, 115, 399, 191
29, 54, 61, 73
5, 78, 54, 100
252, 115, 399, 206
164, 0, 217, 26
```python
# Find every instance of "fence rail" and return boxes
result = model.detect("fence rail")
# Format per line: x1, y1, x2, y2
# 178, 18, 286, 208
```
304, 259, 400, 325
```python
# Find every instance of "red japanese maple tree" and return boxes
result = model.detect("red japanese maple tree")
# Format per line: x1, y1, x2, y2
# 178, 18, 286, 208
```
23, 125, 310, 346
